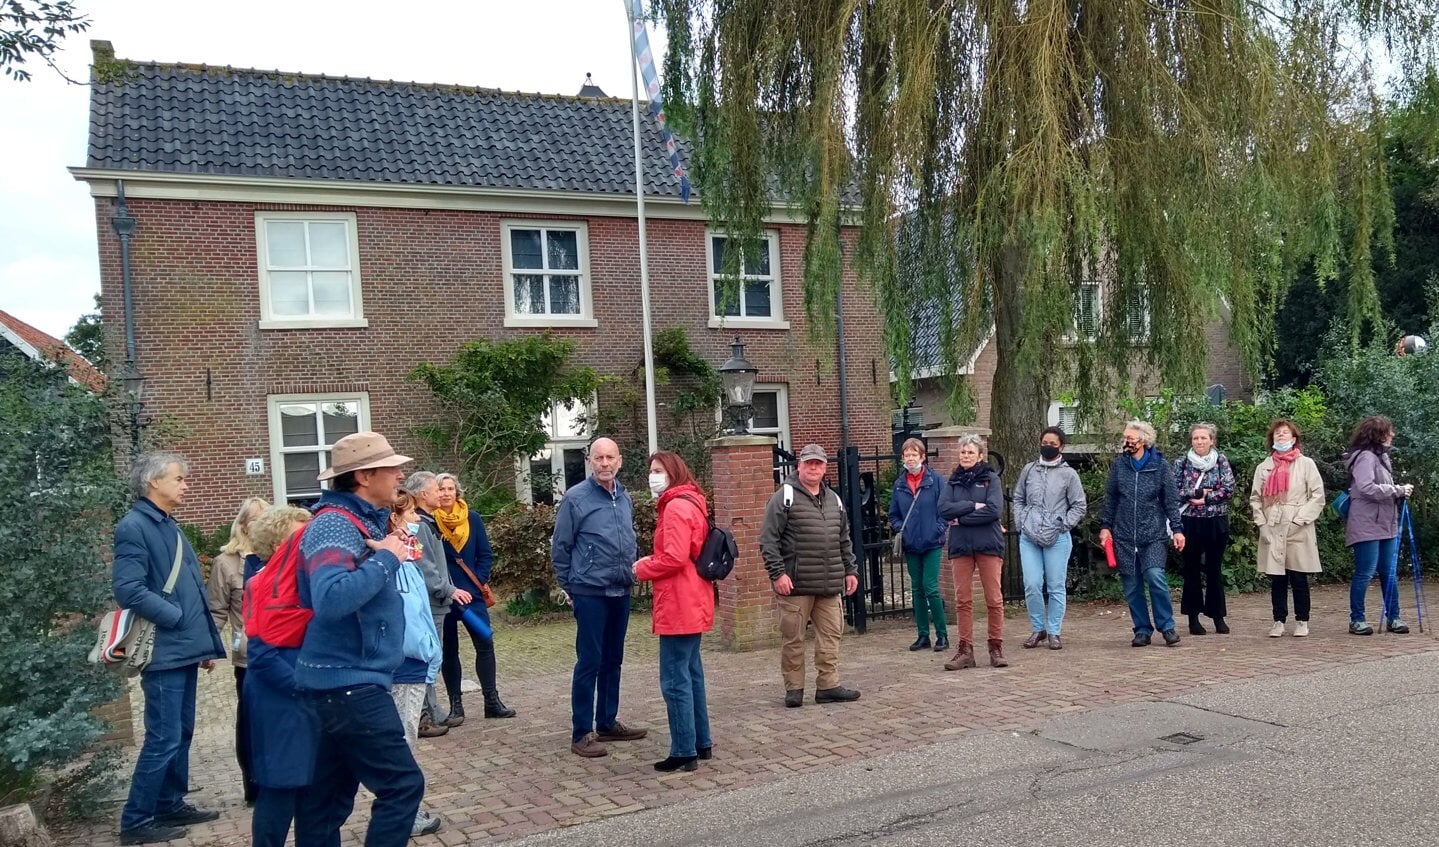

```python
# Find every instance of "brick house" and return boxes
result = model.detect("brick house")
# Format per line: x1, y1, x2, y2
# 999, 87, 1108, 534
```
0, 309, 107, 393
73, 42, 894, 529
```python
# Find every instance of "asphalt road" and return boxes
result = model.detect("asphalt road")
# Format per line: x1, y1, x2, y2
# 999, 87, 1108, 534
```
503, 650, 1439, 846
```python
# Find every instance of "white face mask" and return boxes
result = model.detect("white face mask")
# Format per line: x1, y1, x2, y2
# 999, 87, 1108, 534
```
903, 462, 922, 474
648, 472, 669, 497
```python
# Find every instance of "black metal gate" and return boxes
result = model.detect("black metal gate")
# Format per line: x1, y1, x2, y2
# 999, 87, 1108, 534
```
837, 444, 912, 633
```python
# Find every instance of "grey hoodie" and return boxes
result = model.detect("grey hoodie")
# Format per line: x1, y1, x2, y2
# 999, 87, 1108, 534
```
1013, 459, 1088, 548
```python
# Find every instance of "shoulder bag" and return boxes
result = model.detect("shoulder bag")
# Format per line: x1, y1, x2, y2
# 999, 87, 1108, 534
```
90, 529, 186, 678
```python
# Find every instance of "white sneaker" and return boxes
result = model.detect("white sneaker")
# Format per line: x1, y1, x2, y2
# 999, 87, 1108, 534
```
411, 810, 442, 837
1293, 621, 1309, 637
1269, 621, 1286, 638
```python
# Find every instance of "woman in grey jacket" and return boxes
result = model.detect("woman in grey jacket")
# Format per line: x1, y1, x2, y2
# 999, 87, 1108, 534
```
1013, 427, 1087, 650
1345, 415, 1416, 635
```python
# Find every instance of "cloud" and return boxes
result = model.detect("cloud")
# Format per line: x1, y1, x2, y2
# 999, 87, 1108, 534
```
0, 255, 99, 338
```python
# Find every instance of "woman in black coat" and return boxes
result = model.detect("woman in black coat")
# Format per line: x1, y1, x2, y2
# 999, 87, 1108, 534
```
937, 434, 1007, 670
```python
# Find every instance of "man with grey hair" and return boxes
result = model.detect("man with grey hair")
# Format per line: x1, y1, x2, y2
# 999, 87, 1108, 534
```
402, 471, 470, 735
113, 452, 226, 845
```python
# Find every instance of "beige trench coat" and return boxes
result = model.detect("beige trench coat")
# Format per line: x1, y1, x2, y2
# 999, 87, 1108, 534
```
1249, 455, 1326, 576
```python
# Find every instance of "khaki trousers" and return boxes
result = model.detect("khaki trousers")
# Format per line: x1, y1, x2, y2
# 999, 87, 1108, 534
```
777, 593, 844, 691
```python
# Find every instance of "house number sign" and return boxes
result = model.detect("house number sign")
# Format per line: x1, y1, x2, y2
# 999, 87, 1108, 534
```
245, 458, 264, 475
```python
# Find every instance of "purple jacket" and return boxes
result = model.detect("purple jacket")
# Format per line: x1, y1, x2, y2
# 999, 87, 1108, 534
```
1345, 449, 1403, 546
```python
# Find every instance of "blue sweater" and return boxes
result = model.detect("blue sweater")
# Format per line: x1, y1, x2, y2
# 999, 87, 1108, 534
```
294, 490, 404, 692
112, 497, 225, 672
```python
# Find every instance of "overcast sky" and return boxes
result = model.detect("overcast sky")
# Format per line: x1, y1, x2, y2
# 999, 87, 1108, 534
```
0, 0, 663, 339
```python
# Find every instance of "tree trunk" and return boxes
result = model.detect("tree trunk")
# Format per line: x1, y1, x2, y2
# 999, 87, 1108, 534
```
0, 804, 51, 847
987, 246, 1047, 486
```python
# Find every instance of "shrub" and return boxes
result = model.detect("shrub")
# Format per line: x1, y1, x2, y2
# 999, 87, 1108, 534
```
487, 497, 658, 599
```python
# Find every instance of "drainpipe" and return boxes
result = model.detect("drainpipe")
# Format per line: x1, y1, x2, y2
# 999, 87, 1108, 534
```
111, 181, 141, 454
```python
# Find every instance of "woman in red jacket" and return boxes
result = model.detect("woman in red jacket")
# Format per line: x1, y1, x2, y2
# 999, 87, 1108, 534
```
633, 451, 714, 773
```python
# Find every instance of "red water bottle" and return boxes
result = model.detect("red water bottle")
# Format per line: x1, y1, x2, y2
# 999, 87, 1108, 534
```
1102, 534, 1117, 569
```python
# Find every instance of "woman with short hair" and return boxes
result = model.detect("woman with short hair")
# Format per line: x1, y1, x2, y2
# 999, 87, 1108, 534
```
1249, 419, 1325, 637
889, 437, 949, 653
1014, 427, 1086, 650
1173, 422, 1237, 635
1100, 421, 1187, 648
938, 434, 1007, 669
207, 495, 268, 805
1345, 415, 1416, 635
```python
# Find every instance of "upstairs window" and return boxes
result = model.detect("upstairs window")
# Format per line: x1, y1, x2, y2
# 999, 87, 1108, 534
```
502, 222, 594, 327
256, 213, 365, 328
708, 232, 787, 328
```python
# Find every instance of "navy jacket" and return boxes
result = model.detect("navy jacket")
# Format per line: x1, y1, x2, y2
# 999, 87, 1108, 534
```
888, 467, 948, 554
441, 509, 495, 593
244, 638, 319, 788
111, 497, 225, 672
551, 477, 638, 598
938, 464, 1005, 557
1100, 449, 1183, 548
295, 490, 405, 691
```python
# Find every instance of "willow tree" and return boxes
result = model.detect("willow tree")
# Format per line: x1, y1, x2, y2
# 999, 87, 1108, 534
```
655, 0, 1437, 469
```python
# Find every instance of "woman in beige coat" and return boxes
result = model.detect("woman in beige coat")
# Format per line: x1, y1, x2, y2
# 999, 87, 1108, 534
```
1249, 420, 1325, 638
207, 494, 268, 804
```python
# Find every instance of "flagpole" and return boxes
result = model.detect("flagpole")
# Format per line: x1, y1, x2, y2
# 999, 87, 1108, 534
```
627, 1, 660, 455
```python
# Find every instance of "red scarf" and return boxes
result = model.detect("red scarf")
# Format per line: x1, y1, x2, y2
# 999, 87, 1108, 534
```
1263, 449, 1301, 498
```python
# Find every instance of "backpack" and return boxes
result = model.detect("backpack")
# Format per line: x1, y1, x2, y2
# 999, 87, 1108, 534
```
675, 493, 738, 582
244, 507, 368, 648
781, 483, 844, 512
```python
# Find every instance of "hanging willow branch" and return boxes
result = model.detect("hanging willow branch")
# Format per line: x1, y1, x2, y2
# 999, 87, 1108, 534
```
656, 0, 1436, 463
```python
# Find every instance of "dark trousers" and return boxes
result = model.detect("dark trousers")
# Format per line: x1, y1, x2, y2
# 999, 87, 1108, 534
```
252, 786, 305, 847
234, 667, 256, 802
1270, 571, 1311, 622
441, 602, 497, 700
1180, 515, 1229, 619
296, 684, 425, 847
120, 664, 197, 831
570, 593, 630, 743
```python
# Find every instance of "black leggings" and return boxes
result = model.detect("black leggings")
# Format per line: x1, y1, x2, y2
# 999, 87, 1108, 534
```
1180, 515, 1228, 618
441, 606, 497, 700
1270, 571, 1311, 622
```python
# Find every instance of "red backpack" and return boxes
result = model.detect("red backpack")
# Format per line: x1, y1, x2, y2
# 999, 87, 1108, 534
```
244, 507, 368, 648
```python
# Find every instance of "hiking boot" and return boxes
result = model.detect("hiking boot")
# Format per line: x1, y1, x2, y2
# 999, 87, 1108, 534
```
1162, 629, 1181, 647
653, 755, 699, 772
698, 746, 713, 760
1047, 634, 1062, 650
1188, 617, 1208, 635
815, 686, 861, 703
119, 824, 187, 845
483, 691, 516, 719
154, 804, 220, 826
933, 634, 950, 651
411, 810, 442, 836
944, 641, 977, 670
1022, 630, 1047, 649
444, 695, 465, 727
1294, 621, 1310, 637
1349, 620, 1375, 636
1387, 618, 1411, 634
908, 635, 931, 652
785, 689, 804, 708
1269, 621, 1286, 638
1131, 632, 1152, 647
988, 638, 1009, 668
1213, 617, 1230, 634
595, 720, 647, 741
570, 733, 608, 758
418, 712, 449, 738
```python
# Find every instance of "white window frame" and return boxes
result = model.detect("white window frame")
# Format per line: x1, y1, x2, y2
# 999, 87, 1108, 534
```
255, 211, 367, 329
1048, 401, 1081, 435
714, 383, 791, 446
516, 396, 596, 504
706, 230, 789, 330
266, 392, 371, 505
501, 221, 597, 328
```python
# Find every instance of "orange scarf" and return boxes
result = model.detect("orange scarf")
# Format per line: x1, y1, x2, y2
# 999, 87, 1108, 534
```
433, 499, 471, 551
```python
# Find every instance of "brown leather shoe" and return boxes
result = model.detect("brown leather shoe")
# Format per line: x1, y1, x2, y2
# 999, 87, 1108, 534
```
570, 733, 608, 758
418, 712, 449, 738
1022, 630, 1047, 649
595, 720, 648, 742
943, 641, 977, 671
988, 638, 1009, 668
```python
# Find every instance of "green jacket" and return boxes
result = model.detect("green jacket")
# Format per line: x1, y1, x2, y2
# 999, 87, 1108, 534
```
759, 476, 856, 596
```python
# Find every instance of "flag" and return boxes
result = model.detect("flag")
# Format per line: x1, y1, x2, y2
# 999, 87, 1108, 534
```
628, 0, 691, 203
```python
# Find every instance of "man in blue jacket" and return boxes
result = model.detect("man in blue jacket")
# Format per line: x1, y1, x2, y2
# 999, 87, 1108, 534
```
552, 436, 645, 757
113, 452, 226, 845
292, 432, 425, 846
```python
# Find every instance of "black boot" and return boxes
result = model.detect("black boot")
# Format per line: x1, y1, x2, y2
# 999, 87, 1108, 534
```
444, 694, 465, 727
483, 690, 516, 719
1188, 614, 1207, 635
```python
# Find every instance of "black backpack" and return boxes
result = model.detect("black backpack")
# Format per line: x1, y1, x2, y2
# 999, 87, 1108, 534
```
677, 494, 737, 581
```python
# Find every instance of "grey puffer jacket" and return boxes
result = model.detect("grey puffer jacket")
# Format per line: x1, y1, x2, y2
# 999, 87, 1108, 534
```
759, 476, 857, 596
1345, 448, 1404, 546
1013, 459, 1088, 548
1100, 449, 1183, 549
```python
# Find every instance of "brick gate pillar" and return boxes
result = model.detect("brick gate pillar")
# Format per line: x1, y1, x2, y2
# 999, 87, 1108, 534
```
923, 425, 992, 630
709, 434, 781, 651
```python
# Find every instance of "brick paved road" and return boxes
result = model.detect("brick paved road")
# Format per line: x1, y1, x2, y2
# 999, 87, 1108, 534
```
63, 584, 1439, 845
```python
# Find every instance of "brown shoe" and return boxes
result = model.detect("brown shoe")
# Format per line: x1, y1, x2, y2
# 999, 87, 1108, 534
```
943, 641, 977, 671
595, 720, 648, 742
1022, 630, 1047, 649
570, 733, 608, 758
988, 638, 1009, 668
418, 712, 449, 738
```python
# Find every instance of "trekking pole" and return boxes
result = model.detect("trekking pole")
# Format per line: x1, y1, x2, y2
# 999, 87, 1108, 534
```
1401, 500, 1427, 634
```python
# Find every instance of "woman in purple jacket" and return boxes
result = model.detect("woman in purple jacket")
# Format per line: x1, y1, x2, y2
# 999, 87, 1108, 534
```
1345, 416, 1416, 636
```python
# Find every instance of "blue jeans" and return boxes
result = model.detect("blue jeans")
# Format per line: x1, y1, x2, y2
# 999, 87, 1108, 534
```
297, 684, 425, 847
1121, 548, 1175, 635
658, 634, 711, 758
1019, 534, 1071, 635
571, 593, 631, 743
252, 786, 306, 847
120, 664, 198, 831
1350, 537, 1401, 623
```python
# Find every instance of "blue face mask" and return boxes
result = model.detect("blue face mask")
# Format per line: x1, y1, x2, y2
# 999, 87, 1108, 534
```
1273, 441, 1294, 453
405, 522, 420, 535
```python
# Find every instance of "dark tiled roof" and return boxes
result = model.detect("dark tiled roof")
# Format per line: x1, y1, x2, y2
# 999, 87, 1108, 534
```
87, 52, 694, 197
0, 310, 107, 393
